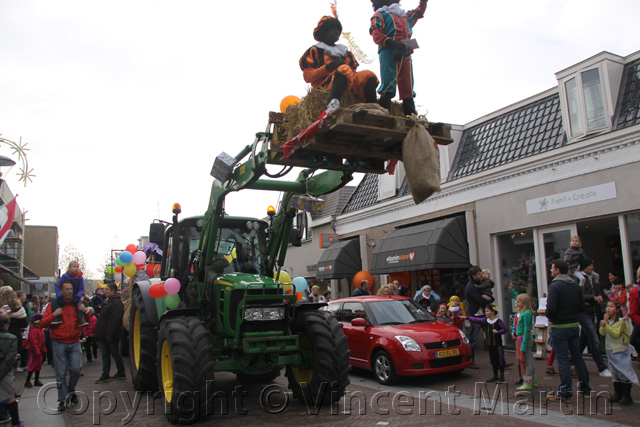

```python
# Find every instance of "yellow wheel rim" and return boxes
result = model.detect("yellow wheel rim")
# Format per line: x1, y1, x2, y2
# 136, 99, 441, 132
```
161, 340, 173, 403
291, 333, 313, 386
133, 310, 140, 370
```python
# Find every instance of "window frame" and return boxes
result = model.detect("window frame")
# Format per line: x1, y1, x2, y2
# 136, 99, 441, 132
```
559, 64, 609, 140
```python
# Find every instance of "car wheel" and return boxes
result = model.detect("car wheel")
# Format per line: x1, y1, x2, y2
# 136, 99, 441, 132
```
373, 350, 398, 385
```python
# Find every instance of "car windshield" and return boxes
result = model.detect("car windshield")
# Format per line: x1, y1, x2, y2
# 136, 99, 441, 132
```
367, 299, 436, 325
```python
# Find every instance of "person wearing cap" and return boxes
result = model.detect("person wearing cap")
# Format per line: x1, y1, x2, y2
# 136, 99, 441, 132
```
463, 305, 508, 383
308, 285, 321, 303
300, 16, 379, 113
573, 257, 612, 377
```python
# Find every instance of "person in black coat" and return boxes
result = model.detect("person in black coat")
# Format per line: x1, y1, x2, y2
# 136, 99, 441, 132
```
93, 284, 126, 383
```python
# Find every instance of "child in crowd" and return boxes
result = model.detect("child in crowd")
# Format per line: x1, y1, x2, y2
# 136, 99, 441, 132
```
53, 261, 88, 327
475, 269, 495, 314
599, 300, 639, 405
82, 307, 98, 362
448, 295, 465, 330
0, 312, 23, 427
564, 235, 586, 275
464, 305, 507, 383
436, 303, 451, 324
24, 314, 45, 388
515, 293, 537, 390
608, 279, 629, 318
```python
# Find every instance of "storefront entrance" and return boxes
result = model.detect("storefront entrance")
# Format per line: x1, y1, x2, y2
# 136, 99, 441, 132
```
496, 214, 634, 349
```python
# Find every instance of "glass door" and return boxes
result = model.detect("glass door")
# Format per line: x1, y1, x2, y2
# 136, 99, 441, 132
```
535, 224, 578, 298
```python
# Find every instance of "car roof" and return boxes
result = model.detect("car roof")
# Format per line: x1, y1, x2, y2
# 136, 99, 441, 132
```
328, 295, 411, 304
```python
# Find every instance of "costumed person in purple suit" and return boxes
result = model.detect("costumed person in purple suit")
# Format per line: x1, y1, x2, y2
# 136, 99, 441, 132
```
464, 305, 508, 383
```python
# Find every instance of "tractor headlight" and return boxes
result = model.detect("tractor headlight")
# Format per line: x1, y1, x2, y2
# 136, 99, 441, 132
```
395, 335, 422, 352
244, 307, 285, 321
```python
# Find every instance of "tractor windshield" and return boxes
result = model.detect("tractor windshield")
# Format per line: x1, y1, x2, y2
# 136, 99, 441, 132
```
215, 221, 267, 274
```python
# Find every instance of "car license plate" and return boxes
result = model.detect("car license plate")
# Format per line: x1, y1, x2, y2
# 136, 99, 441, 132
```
435, 348, 460, 358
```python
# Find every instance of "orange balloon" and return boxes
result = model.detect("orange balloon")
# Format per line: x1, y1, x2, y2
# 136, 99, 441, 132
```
389, 272, 411, 286
126, 244, 137, 254
115, 266, 123, 273
296, 291, 303, 302
354, 271, 374, 288
280, 95, 301, 113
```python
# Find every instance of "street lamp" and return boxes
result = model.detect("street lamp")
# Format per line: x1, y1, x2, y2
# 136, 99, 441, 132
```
0, 155, 16, 178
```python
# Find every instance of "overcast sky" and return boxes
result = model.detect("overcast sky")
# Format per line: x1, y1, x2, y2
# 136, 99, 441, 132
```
1, 0, 638, 278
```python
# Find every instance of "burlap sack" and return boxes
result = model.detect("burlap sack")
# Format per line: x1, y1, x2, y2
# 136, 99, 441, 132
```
403, 123, 441, 204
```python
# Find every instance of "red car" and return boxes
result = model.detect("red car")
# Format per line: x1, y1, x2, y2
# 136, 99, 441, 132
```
327, 295, 472, 384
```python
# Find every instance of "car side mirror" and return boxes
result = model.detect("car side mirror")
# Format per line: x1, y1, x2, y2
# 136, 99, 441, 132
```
352, 317, 367, 327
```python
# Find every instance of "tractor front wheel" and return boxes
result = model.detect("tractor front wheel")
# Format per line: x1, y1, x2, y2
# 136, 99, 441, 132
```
157, 317, 215, 424
285, 311, 350, 408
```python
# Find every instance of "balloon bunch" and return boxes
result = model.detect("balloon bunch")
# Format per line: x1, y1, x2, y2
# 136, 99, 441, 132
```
274, 272, 309, 302
110, 244, 149, 282
149, 278, 182, 309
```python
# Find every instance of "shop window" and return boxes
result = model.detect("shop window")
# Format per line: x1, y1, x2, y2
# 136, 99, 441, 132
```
626, 213, 640, 276
497, 231, 539, 349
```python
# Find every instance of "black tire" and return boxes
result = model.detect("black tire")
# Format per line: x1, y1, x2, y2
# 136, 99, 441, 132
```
157, 317, 215, 425
285, 311, 351, 407
236, 368, 282, 383
129, 287, 158, 391
372, 350, 398, 385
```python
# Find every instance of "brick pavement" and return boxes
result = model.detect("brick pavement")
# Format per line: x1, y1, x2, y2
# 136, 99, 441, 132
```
14, 347, 640, 426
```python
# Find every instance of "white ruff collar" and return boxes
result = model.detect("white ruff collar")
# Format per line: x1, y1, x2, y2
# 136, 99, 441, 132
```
487, 317, 498, 324
376, 4, 406, 18
315, 42, 348, 59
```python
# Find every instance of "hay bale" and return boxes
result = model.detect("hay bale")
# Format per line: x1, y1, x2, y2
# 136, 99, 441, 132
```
281, 88, 404, 140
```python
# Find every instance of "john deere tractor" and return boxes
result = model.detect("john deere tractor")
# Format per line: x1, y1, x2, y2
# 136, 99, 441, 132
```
128, 128, 353, 424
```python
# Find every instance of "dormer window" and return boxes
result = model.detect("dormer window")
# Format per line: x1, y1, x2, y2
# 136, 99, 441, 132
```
564, 68, 607, 138
556, 52, 625, 142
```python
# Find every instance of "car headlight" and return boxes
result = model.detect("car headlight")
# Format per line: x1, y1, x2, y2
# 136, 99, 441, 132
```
244, 307, 285, 321
458, 328, 469, 344
395, 335, 422, 352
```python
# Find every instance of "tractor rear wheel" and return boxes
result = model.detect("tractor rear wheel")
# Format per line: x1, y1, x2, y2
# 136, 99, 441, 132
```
157, 316, 215, 424
285, 311, 350, 408
129, 286, 158, 391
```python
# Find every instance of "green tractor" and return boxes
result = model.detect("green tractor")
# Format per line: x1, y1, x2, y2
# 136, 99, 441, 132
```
128, 130, 353, 423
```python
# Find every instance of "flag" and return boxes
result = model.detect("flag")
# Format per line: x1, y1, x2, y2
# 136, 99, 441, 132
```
0, 196, 17, 247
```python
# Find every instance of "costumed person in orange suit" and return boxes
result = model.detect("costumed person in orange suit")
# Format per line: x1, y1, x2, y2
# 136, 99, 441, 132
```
300, 16, 379, 113
370, 0, 428, 116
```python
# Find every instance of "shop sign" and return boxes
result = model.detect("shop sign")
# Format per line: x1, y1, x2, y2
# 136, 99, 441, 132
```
526, 182, 617, 214
319, 233, 339, 248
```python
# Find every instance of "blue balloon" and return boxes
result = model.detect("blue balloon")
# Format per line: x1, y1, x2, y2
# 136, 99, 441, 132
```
119, 251, 133, 264
292, 277, 307, 293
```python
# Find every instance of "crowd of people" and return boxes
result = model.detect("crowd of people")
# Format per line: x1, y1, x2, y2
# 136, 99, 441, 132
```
0, 260, 129, 420
343, 233, 640, 405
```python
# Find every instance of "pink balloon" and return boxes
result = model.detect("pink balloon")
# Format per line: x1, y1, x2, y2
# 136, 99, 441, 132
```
132, 251, 147, 265
164, 278, 181, 295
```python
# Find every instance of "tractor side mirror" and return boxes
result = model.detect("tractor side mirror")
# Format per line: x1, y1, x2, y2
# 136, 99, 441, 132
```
290, 227, 302, 247
149, 223, 165, 246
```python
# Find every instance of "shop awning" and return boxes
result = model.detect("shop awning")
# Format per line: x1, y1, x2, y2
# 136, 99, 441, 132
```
370, 216, 470, 274
316, 238, 361, 279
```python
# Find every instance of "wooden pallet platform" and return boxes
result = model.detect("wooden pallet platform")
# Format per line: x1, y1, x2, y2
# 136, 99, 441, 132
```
267, 108, 453, 174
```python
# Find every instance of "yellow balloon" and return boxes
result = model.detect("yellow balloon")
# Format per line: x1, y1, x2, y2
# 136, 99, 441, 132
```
231, 248, 237, 259
274, 271, 292, 284
124, 262, 137, 277
283, 284, 292, 292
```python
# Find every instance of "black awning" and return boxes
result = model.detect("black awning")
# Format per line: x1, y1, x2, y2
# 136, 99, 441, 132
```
316, 238, 361, 279
370, 216, 470, 274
